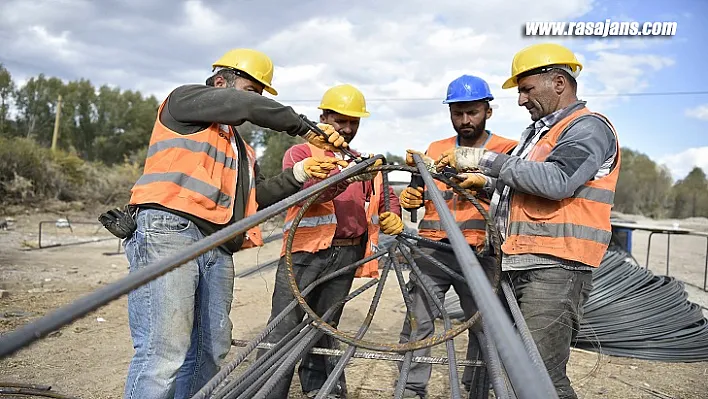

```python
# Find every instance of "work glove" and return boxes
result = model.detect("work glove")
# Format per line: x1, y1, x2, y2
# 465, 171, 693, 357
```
302, 123, 348, 152
379, 211, 404, 235
98, 207, 137, 239
405, 149, 436, 173
436, 147, 488, 172
399, 187, 424, 209
293, 156, 349, 183
344, 156, 384, 183
451, 172, 488, 190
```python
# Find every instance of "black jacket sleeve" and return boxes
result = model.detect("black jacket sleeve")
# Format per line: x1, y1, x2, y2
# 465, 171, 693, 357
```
254, 161, 304, 209
162, 84, 311, 137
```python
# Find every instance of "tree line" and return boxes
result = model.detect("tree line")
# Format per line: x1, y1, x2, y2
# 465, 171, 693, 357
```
0, 65, 706, 219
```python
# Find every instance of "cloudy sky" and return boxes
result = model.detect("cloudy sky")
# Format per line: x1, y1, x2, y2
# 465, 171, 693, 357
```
1, 0, 706, 179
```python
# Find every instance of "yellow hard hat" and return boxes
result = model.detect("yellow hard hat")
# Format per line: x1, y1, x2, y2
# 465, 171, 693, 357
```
502, 43, 583, 89
318, 84, 370, 118
212, 48, 278, 96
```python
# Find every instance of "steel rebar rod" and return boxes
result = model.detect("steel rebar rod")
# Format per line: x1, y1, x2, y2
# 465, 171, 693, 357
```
218, 277, 380, 399
314, 259, 394, 399
398, 245, 462, 399
192, 252, 386, 399
0, 385, 79, 399
213, 318, 314, 399
381, 164, 391, 213
251, 279, 380, 399
500, 279, 548, 377
410, 153, 557, 399
397, 236, 466, 283
390, 251, 419, 399
230, 325, 329, 399
475, 331, 510, 399
0, 156, 383, 360
229, 340, 485, 367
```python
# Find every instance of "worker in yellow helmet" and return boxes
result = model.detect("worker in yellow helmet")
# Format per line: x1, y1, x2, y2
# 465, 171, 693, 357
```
436, 43, 621, 399
121, 48, 349, 399
259, 84, 403, 399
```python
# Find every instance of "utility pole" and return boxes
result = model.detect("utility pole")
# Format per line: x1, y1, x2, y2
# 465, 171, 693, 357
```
51, 94, 62, 152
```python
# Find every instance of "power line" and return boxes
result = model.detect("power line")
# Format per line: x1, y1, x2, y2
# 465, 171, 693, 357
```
278, 90, 708, 103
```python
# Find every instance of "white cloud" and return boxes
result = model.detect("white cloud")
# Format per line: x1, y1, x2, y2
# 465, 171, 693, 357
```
685, 104, 708, 121
660, 147, 708, 180
0, 0, 680, 158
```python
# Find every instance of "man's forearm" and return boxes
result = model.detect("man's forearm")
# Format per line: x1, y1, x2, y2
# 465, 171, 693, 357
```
167, 85, 310, 136
477, 116, 615, 201
255, 169, 303, 209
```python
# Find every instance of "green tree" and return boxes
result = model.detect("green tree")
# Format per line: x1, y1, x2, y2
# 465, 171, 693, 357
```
614, 148, 673, 218
0, 64, 15, 136
670, 167, 708, 218
258, 129, 304, 178
13, 74, 65, 144
385, 151, 405, 165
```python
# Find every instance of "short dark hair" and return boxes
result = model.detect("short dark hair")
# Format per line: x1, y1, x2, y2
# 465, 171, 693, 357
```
544, 68, 577, 92
206, 68, 259, 87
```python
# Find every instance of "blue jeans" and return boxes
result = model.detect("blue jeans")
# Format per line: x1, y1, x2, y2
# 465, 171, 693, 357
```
123, 209, 235, 399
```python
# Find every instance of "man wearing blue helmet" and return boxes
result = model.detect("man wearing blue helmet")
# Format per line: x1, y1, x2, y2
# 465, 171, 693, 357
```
395, 75, 517, 398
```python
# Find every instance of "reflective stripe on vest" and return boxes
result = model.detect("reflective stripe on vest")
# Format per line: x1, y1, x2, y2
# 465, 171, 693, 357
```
507, 221, 612, 244
134, 172, 233, 208
418, 218, 486, 231
147, 138, 237, 170
283, 213, 338, 231
573, 185, 615, 204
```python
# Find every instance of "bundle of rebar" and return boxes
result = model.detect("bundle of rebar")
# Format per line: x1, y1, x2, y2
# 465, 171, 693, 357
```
0, 155, 561, 399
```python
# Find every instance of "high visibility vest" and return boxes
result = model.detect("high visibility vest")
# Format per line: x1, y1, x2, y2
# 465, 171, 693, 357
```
280, 144, 382, 278
502, 107, 621, 267
129, 99, 263, 249
418, 134, 517, 248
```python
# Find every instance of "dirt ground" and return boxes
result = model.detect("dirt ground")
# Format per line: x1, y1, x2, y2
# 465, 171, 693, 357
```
1, 209, 707, 398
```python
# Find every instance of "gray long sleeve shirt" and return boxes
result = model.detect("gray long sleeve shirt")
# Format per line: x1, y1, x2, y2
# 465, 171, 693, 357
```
142, 84, 310, 253
477, 100, 617, 271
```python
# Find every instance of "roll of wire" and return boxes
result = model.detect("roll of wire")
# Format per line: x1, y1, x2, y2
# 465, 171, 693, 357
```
443, 242, 708, 362
575, 243, 708, 362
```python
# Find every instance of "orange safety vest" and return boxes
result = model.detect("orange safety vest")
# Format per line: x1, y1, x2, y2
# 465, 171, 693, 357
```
280, 144, 382, 278
129, 99, 263, 249
502, 107, 621, 267
418, 134, 517, 248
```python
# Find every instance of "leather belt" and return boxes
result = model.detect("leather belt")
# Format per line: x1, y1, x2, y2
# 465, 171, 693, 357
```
332, 236, 364, 247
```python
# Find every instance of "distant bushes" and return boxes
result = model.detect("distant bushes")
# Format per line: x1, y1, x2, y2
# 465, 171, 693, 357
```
0, 137, 142, 208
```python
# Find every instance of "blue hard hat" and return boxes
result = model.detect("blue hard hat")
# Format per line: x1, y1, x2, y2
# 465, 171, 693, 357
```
443, 75, 494, 104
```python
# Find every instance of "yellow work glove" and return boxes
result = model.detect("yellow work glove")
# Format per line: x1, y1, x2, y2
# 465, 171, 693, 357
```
292, 156, 348, 183
405, 149, 436, 172
379, 211, 404, 235
302, 123, 348, 152
452, 172, 488, 190
436, 147, 487, 172
399, 187, 424, 209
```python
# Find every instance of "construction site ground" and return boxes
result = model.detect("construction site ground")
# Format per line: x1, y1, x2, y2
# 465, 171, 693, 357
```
1, 209, 707, 399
